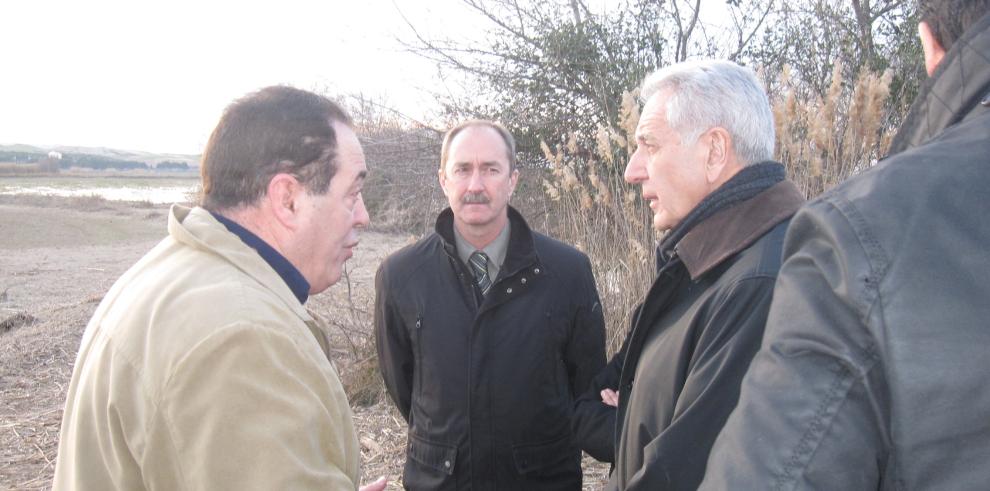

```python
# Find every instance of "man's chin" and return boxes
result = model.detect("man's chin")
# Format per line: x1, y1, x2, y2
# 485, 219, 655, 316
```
314, 267, 345, 293
653, 214, 674, 233
457, 208, 494, 222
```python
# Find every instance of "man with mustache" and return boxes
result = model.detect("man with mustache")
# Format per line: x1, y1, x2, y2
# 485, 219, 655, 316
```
374, 120, 606, 490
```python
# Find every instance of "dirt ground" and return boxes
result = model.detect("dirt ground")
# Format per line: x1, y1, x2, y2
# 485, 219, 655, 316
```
0, 195, 609, 490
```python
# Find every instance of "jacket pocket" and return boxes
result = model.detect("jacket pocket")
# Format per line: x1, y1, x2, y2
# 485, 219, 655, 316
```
512, 433, 577, 477
408, 433, 457, 476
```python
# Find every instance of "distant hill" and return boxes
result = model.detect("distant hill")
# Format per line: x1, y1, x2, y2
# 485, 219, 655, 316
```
0, 143, 200, 169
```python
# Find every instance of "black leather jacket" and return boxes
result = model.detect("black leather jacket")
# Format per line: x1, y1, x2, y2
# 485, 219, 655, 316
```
590, 180, 804, 491
702, 13, 990, 490
375, 206, 606, 490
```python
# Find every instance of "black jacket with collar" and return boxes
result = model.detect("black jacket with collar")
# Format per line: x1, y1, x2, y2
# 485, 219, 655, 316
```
375, 206, 606, 490
702, 12, 990, 490
573, 180, 805, 490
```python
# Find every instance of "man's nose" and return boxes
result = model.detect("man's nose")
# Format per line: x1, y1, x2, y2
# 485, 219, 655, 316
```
624, 150, 647, 184
467, 169, 486, 191
354, 194, 370, 227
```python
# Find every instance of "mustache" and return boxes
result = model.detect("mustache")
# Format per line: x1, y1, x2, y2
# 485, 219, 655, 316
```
462, 193, 490, 204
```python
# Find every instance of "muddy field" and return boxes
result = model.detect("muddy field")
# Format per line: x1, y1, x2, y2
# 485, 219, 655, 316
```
0, 195, 609, 490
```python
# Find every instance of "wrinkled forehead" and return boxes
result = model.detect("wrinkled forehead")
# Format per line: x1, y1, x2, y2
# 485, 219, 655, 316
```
333, 122, 368, 178
635, 92, 679, 139
446, 127, 512, 167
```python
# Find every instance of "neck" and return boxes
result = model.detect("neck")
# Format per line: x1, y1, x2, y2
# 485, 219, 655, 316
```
215, 206, 289, 257
454, 214, 509, 250
710, 158, 745, 191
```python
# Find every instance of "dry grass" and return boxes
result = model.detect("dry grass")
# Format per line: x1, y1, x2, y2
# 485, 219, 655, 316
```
0, 163, 46, 175
536, 65, 896, 354
0, 193, 156, 212
540, 89, 657, 355
1, 297, 97, 489
774, 62, 894, 197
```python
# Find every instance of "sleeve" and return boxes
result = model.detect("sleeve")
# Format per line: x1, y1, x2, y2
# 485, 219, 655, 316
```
564, 257, 610, 461
700, 202, 887, 490
373, 263, 414, 421
571, 327, 632, 463
624, 276, 776, 491
155, 323, 358, 490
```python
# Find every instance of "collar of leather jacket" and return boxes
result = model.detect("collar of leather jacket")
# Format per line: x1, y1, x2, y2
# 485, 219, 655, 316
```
888, 11, 990, 155
434, 205, 541, 278
675, 180, 805, 280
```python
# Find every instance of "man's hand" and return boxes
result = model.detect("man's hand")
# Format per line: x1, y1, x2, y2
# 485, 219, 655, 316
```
601, 388, 619, 407
359, 476, 388, 491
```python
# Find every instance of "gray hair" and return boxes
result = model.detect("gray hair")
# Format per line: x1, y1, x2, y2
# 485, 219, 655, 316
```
640, 60, 775, 166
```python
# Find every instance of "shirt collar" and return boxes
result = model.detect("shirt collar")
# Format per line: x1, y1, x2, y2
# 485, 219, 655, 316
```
210, 211, 311, 304
453, 219, 511, 280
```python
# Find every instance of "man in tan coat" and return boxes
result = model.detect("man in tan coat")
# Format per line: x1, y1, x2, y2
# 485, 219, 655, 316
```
53, 86, 386, 491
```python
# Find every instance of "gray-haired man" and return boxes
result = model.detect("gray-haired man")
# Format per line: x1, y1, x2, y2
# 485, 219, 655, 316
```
574, 59, 805, 490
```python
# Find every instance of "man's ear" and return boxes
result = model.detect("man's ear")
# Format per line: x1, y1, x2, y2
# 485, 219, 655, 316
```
703, 128, 731, 184
919, 21, 947, 76
438, 167, 450, 198
508, 168, 519, 197
266, 173, 303, 229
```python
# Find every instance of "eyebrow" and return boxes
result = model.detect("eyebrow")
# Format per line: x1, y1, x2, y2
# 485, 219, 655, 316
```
453, 160, 502, 167
350, 170, 367, 188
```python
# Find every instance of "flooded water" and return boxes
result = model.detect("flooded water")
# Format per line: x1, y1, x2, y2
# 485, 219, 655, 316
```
0, 175, 199, 204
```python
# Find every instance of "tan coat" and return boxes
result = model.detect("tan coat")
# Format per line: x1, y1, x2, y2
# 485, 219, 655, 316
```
53, 205, 360, 490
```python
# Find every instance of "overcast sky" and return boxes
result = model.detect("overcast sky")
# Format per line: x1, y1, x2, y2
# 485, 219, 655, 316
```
1, 0, 485, 154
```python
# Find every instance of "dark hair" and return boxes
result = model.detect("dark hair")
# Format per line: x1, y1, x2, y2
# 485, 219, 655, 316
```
439, 120, 517, 171
200, 86, 352, 210
919, 0, 990, 51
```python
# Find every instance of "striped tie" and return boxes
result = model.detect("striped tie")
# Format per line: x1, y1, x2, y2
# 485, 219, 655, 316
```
469, 251, 493, 295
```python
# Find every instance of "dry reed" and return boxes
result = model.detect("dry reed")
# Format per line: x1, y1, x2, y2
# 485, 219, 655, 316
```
537, 64, 895, 354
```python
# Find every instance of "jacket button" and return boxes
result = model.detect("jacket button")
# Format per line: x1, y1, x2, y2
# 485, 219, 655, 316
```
444, 460, 451, 468
506, 287, 513, 294
534, 268, 541, 274
521, 277, 527, 284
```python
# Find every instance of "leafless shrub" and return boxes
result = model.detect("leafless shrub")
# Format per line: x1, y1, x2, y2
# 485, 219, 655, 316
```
354, 116, 446, 236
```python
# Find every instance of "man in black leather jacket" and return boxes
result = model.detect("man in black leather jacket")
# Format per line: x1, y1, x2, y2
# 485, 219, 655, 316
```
574, 60, 806, 491
702, 1, 990, 488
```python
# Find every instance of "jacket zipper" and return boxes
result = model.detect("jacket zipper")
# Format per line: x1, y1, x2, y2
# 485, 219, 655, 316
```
415, 315, 423, 399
